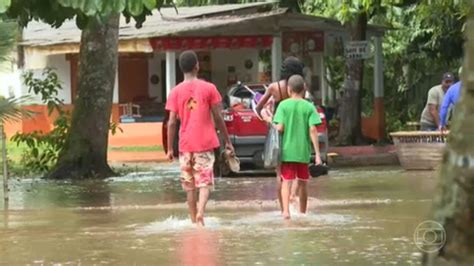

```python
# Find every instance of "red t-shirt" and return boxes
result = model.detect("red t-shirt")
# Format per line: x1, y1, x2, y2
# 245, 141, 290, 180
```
165, 79, 222, 153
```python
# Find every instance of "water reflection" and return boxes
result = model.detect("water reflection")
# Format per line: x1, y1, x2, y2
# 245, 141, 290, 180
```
176, 229, 220, 266
72, 180, 112, 207
0, 166, 436, 265
3, 200, 8, 228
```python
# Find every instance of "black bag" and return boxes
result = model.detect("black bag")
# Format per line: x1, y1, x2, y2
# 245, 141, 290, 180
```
309, 164, 329, 177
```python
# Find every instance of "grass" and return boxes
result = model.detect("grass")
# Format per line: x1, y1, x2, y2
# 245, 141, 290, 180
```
2, 142, 164, 178
7, 142, 164, 155
6, 141, 29, 162
108, 145, 163, 152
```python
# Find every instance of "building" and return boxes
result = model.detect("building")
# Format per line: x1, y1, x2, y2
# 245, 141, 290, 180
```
3, 2, 387, 141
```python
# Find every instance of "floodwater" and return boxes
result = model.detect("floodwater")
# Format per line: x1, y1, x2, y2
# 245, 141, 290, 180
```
0, 165, 438, 265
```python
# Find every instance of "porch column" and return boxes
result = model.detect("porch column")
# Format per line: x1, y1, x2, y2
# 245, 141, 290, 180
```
373, 36, 385, 139
113, 70, 119, 103
166, 51, 176, 97
318, 54, 327, 106
271, 34, 282, 81
111, 70, 120, 123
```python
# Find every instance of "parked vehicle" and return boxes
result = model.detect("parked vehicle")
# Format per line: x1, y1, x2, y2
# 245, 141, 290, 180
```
220, 83, 328, 173
162, 82, 329, 175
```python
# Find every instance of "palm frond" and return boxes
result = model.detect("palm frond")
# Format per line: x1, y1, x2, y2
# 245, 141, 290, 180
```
0, 96, 35, 123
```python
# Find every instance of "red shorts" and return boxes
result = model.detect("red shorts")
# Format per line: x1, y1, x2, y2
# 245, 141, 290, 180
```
280, 163, 310, 181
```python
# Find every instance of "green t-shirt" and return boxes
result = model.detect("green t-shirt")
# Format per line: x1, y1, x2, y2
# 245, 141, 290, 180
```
273, 99, 322, 163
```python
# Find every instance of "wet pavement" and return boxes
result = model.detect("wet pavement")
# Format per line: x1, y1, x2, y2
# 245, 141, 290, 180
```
0, 165, 437, 265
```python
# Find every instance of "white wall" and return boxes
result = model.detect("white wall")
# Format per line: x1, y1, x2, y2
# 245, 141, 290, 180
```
23, 52, 121, 104
211, 48, 259, 93
47, 54, 71, 104
21, 54, 71, 104
0, 61, 22, 99
113, 71, 119, 104
148, 52, 165, 102
143, 49, 259, 102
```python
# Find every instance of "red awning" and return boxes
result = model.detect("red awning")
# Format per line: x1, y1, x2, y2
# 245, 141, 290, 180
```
149, 36, 273, 50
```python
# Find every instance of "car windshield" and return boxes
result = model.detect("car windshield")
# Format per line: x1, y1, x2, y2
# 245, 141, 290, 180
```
227, 84, 266, 110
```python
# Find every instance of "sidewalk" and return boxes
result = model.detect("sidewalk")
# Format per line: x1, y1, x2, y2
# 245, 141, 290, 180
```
106, 122, 399, 166
327, 145, 399, 167
107, 122, 166, 163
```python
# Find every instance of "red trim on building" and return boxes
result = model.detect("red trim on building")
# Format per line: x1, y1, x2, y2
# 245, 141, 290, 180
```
149, 35, 273, 50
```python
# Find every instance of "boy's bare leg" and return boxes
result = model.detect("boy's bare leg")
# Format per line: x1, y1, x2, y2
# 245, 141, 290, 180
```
276, 167, 283, 212
298, 180, 308, 214
281, 180, 291, 219
186, 190, 198, 223
290, 181, 299, 205
196, 187, 210, 226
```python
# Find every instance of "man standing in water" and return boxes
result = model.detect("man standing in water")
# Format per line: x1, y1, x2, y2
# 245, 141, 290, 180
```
419, 72, 454, 131
166, 50, 234, 227
273, 75, 322, 219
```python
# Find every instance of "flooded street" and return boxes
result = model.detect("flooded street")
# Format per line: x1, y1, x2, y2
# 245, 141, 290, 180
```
0, 165, 437, 265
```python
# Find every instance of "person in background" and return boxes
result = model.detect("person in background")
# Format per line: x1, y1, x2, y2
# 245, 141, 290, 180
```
166, 50, 234, 227
272, 75, 322, 219
255, 56, 304, 213
419, 72, 454, 131
439, 67, 463, 132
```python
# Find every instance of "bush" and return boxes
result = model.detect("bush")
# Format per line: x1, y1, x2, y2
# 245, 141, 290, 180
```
11, 69, 69, 173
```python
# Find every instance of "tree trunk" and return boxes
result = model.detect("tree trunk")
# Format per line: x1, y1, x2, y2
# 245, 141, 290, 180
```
337, 12, 367, 145
423, 4, 474, 265
46, 15, 119, 179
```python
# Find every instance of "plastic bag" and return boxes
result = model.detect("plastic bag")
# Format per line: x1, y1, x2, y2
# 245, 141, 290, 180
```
263, 126, 281, 169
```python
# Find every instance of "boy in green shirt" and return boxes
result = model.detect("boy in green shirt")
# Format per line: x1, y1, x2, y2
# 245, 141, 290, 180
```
273, 75, 322, 220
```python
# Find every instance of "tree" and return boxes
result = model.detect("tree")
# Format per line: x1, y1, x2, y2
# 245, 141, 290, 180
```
375, 0, 467, 134
423, 2, 474, 264
305, 0, 468, 144
47, 15, 120, 179
304, 0, 397, 145
1, 0, 169, 179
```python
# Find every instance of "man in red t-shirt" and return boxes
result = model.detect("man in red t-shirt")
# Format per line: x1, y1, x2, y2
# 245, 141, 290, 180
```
166, 50, 234, 227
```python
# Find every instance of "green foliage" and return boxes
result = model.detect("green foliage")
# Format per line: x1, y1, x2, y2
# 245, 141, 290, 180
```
2, 0, 173, 28
304, 0, 401, 24
11, 69, 122, 174
305, 0, 468, 138
175, 0, 264, 7
0, 95, 33, 123
23, 69, 64, 115
323, 56, 345, 107
0, 20, 16, 64
380, 0, 466, 135
11, 69, 69, 173
401, 1, 467, 61
109, 145, 162, 152
0, 0, 11, 13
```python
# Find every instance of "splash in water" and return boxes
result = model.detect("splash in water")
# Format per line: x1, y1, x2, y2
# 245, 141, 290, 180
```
135, 216, 222, 235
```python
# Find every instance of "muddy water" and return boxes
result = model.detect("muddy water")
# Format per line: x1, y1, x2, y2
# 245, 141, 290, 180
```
0, 166, 437, 265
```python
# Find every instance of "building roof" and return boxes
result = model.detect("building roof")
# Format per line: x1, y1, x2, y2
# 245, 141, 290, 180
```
21, 2, 386, 48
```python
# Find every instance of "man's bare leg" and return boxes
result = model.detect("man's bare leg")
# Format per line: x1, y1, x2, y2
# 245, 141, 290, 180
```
298, 180, 308, 214
196, 187, 210, 227
281, 180, 291, 219
186, 190, 198, 223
